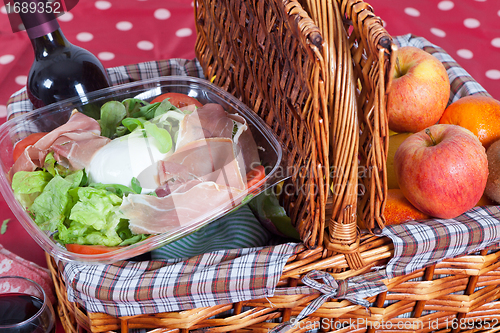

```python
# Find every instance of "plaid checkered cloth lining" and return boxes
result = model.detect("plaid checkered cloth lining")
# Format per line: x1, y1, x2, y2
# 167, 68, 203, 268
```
6, 37, 500, 321
61, 243, 299, 316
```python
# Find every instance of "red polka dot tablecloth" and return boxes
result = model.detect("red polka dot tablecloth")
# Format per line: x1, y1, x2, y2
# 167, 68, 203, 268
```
0, 0, 198, 121
0, 1, 498, 331
0, 0, 499, 274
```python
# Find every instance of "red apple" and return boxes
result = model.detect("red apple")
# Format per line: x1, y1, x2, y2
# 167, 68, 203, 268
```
388, 46, 450, 133
394, 124, 488, 219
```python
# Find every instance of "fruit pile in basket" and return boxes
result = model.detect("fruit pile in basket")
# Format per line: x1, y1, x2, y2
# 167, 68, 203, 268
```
384, 46, 500, 225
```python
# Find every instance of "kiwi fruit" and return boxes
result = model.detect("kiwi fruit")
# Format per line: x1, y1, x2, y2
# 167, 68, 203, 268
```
484, 139, 500, 203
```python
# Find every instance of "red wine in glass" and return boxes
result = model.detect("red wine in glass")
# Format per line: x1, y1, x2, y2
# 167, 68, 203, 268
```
0, 277, 55, 333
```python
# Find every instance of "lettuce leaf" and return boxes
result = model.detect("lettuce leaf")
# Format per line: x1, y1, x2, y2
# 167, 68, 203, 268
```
29, 170, 83, 232
68, 187, 122, 230
55, 187, 124, 246
11, 170, 53, 209
248, 189, 300, 240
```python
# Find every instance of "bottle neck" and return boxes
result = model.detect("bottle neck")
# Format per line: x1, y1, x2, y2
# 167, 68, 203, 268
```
16, 0, 60, 38
25, 17, 60, 39
30, 27, 71, 58
16, 0, 70, 55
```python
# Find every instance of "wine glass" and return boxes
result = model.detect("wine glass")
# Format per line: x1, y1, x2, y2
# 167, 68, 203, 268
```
0, 276, 56, 333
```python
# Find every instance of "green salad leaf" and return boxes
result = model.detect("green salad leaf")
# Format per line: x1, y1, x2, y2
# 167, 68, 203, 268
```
54, 186, 124, 246
248, 189, 300, 240
144, 121, 173, 154
89, 182, 140, 196
130, 177, 142, 194
122, 98, 148, 116
11, 170, 53, 209
121, 117, 145, 132
29, 170, 84, 232
99, 101, 127, 138
1, 219, 10, 235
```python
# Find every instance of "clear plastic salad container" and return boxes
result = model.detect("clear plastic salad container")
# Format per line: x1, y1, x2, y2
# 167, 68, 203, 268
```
0, 76, 288, 264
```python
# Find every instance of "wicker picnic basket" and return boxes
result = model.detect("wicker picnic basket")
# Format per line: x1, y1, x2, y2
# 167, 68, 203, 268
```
46, 0, 500, 332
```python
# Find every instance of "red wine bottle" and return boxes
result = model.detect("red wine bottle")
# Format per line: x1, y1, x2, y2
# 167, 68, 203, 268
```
17, 0, 110, 114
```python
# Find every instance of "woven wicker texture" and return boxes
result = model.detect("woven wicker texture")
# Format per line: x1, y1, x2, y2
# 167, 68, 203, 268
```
43, 0, 500, 332
48, 242, 500, 332
195, 0, 330, 250
47, 0, 400, 331
195, 0, 395, 257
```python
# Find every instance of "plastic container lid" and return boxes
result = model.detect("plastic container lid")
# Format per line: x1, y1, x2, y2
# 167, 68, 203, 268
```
0, 76, 288, 264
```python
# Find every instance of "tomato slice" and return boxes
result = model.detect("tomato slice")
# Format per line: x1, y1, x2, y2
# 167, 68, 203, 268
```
65, 244, 124, 255
12, 132, 48, 162
151, 92, 203, 108
246, 165, 266, 191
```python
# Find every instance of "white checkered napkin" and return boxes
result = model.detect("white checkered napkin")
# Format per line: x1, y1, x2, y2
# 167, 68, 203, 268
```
393, 34, 491, 103
60, 242, 300, 317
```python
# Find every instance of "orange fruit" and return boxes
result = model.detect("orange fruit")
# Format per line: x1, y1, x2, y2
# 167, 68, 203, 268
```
475, 193, 494, 207
439, 95, 500, 149
384, 188, 429, 225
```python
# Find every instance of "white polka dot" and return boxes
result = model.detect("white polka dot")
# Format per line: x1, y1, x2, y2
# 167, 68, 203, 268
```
474, 0, 486, 2
137, 41, 154, 50
0, 105, 7, 118
404, 7, 420, 17
116, 21, 133, 31
0, 54, 15, 65
154, 8, 171, 20
1, 5, 7, 14
430, 28, 446, 38
498, 10, 500, 17
95, 1, 111, 10
15, 75, 27, 85
76, 32, 93, 42
492, 38, 500, 48
438, 1, 454, 10
98, 52, 115, 61
175, 28, 192, 38
486, 70, 500, 80
464, 18, 480, 29
58, 12, 73, 21
457, 49, 473, 59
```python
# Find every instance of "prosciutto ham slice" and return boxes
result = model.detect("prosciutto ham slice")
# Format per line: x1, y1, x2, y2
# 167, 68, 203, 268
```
159, 138, 246, 190
122, 137, 248, 234
175, 103, 234, 149
176, 103, 260, 173
120, 181, 245, 234
9, 111, 110, 178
